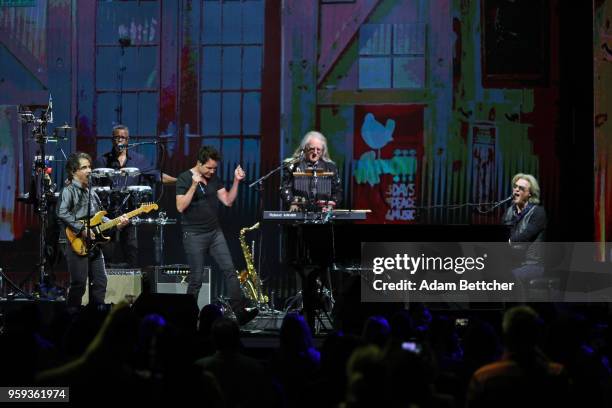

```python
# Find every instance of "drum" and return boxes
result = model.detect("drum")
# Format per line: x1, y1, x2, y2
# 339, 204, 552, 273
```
92, 168, 117, 178
126, 185, 152, 206
92, 186, 111, 208
120, 167, 141, 178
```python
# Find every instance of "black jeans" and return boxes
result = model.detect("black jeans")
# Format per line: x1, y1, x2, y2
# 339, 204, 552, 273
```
64, 243, 107, 307
182, 229, 242, 310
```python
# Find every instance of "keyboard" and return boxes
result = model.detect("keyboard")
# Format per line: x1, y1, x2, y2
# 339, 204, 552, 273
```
263, 209, 370, 223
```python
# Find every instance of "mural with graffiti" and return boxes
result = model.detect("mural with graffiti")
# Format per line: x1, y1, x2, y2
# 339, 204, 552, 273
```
353, 105, 422, 224
0, 0, 600, 283
595, 0, 612, 257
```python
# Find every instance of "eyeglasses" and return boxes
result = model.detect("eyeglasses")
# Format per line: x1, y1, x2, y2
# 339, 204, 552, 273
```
513, 184, 528, 192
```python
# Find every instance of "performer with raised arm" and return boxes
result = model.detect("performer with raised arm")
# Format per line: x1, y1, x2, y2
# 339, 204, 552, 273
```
176, 145, 258, 325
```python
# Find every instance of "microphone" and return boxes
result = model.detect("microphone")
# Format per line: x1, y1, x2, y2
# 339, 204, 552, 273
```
491, 194, 513, 210
117, 141, 159, 150
284, 149, 305, 166
294, 149, 305, 163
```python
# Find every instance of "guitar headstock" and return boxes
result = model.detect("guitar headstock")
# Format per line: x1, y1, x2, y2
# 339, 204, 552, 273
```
140, 202, 159, 213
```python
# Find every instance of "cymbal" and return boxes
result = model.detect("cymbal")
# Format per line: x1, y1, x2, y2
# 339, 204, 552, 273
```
53, 124, 73, 139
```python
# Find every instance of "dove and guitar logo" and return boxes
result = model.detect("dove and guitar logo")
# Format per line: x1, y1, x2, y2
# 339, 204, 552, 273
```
361, 113, 395, 158
353, 106, 424, 223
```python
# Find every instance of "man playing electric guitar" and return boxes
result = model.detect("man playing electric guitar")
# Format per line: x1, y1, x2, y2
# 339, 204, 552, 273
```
57, 152, 129, 309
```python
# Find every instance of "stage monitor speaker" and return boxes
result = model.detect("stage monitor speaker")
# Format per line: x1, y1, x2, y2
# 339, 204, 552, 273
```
152, 265, 211, 309
82, 268, 142, 305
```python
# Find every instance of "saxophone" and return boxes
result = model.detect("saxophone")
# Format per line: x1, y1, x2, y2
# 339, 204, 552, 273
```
237, 222, 268, 305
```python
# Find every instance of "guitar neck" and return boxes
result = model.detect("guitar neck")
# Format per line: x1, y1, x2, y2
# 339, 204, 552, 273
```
99, 208, 145, 232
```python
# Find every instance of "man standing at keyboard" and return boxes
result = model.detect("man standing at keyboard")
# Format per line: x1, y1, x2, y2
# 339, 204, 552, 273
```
280, 130, 343, 331
281, 130, 342, 212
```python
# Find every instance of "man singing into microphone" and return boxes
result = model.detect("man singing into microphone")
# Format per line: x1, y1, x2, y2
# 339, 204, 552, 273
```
94, 124, 176, 266
502, 173, 547, 297
57, 152, 129, 310
281, 130, 342, 212
176, 145, 258, 325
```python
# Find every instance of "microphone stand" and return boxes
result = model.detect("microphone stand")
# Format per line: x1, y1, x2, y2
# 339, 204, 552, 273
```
116, 37, 130, 124
17, 103, 54, 299
248, 158, 296, 189
86, 172, 93, 267
154, 138, 167, 265
476, 195, 514, 214
36, 110, 50, 297
248, 157, 299, 311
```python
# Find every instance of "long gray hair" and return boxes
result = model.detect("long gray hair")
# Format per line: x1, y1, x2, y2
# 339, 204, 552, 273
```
290, 130, 333, 163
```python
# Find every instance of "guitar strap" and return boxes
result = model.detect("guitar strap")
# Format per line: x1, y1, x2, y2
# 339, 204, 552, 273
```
72, 187, 92, 225
73, 186, 104, 219
74, 188, 86, 212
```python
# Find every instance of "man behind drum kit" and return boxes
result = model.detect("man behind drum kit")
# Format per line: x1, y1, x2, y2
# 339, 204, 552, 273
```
93, 124, 177, 267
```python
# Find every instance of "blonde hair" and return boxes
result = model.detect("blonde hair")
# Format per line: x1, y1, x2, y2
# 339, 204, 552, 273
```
291, 130, 333, 163
512, 173, 541, 204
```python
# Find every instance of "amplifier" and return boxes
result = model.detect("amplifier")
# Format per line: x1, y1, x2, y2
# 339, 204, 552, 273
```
153, 264, 192, 283
83, 268, 142, 305
152, 265, 211, 309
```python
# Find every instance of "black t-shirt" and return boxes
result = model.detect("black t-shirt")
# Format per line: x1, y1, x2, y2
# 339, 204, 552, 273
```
176, 170, 224, 233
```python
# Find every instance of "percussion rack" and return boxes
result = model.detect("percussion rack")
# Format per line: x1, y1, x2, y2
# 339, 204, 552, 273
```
17, 100, 74, 299
91, 167, 176, 265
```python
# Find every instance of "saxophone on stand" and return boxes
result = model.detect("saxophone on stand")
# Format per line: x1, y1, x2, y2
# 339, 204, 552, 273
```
237, 222, 269, 307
